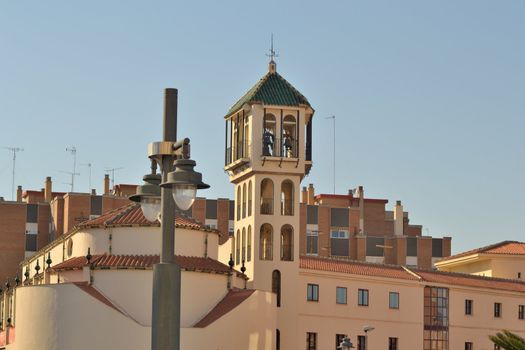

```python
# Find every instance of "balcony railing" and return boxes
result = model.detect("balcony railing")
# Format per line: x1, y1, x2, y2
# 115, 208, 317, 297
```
281, 199, 294, 216
225, 141, 251, 166
262, 138, 298, 158
260, 198, 273, 215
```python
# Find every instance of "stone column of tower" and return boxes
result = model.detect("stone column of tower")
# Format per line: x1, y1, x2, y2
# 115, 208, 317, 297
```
223, 59, 314, 350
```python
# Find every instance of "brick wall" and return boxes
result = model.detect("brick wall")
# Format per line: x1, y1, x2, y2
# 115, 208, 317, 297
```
0, 202, 26, 283
417, 237, 432, 269
37, 204, 51, 250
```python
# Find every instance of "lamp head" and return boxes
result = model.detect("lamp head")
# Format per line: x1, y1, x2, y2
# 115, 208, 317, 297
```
363, 326, 375, 333
129, 173, 162, 222
161, 159, 209, 211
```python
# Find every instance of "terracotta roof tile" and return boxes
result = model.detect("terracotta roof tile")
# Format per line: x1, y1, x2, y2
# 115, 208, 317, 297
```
53, 254, 242, 276
299, 256, 419, 281
439, 241, 525, 262
78, 203, 220, 234
194, 288, 255, 328
412, 268, 525, 293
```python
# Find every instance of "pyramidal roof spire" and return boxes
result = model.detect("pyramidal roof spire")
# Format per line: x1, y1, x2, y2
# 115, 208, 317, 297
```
266, 33, 278, 73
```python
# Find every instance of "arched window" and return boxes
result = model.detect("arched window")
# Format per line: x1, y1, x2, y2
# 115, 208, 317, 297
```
244, 116, 250, 158
236, 186, 241, 221
247, 225, 252, 262
242, 227, 246, 262
281, 180, 294, 216
282, 115, 297, 158
263, 114, 276, 156
272, 270, 281, 307
260, 224, 273, 260
231, 234, 235, 263
260, 179, 274, 215
248, 181, 253, 217
280, 225, 293, 261
236, 230, 240, 265
242, 183, 246, 219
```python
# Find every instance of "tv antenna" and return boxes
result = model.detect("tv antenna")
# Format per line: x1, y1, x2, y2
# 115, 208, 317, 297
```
81, 163, 92, 192
266, 33, 278, 62
105, 167, 124, 189
325, 115, 336, 194
65, 146, 79, 192
4, 146, 24, 200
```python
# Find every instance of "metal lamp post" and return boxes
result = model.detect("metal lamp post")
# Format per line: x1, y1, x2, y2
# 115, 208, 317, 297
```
337, 336, 355, 349
130, 88, 209, 350
363, 326, 375, 350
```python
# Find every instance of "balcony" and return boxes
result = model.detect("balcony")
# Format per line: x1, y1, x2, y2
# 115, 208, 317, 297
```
260, 198, 273, 215
262, 138, 298, 158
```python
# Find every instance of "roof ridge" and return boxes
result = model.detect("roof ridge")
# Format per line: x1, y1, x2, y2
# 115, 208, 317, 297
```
300, 255, 406, 270
414, 267, 525, 285
439, 240, 525, 262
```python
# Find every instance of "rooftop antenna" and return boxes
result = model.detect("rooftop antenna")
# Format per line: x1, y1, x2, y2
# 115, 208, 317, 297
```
4, 147, 24, 200
81, 163, 92, 193
105, 167, 124, 189
266, 33, 278, 62
325, 115, 336, 194
65, 146, 79, 192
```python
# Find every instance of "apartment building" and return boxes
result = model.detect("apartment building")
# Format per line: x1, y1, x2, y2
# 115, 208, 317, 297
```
0, 175, 131, 284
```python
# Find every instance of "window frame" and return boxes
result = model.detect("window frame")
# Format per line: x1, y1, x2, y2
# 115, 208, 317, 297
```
389, 292, 399, 309
306, 332, 317, 350
307, 284, 319, 302
388, 337, 398, 350
494, 302, 502, 318
358, 289, 369, 306
465, 342, 473, 350
336, 287, 347, 305
465, 299, 473, 315
519, 304, 524, 320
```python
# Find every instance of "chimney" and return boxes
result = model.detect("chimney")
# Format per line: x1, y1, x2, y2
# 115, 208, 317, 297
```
307, 183, 315, 205
16, 185, 23, 202
301, 187, 308, 204
44, 177, 52, 202
103, 174, 110, 195
91, 189, 97, 195
394, 200, 404, 236
358, 186, 364, 234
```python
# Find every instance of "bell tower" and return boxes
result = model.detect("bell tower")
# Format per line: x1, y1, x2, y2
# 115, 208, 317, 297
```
224, 57, 314, 349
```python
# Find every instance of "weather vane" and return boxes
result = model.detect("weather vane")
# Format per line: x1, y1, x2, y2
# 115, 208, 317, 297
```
266, 33, 278, 62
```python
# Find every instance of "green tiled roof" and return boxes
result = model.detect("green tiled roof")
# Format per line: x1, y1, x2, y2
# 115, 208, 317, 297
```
227, 69, 311, 116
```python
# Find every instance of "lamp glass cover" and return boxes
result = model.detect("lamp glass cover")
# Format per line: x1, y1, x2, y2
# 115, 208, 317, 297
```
140, 197, 161, 222
172, 184, 197, 211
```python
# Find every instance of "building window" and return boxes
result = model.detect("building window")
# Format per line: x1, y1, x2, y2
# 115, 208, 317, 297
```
242, 183, 246, 219
336, 287, 347, 304
519, 305, 524, 320
272, 270, 281, 307
336, 334, 346, 350
494, 303, 502, 318
282, 114, 297, 158
281, 180, 294, 216
276, 329, 280, 350
247, 225, 252, 262
389, 292, 399, 309
248, 181, 252, 217
260, 179, 274, 215
262, 113, 276, 156
465, 299, 473, 315
357, 335, 366, 350
358, 289, 369, 306
236, 187, 241, 221
307, 284, 319, 302
306, 230, 318, 255
424, 286, 449, 350
389, 337, 398, 350
236, 230, 240, 265
241, 228, 246, 262
330, 229, 349, 257
306, 332, 317, 350
260, 224, 273, 260
465, 342, 473, 350
280, 225, 293, 261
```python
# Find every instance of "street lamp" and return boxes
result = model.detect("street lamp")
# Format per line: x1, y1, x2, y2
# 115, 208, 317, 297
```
363, 325, 375, 350
131, 88, 209, 350
337, 336, 355, 349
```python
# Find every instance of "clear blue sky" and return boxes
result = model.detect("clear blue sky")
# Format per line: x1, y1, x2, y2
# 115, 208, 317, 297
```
1, 1, 523, 254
